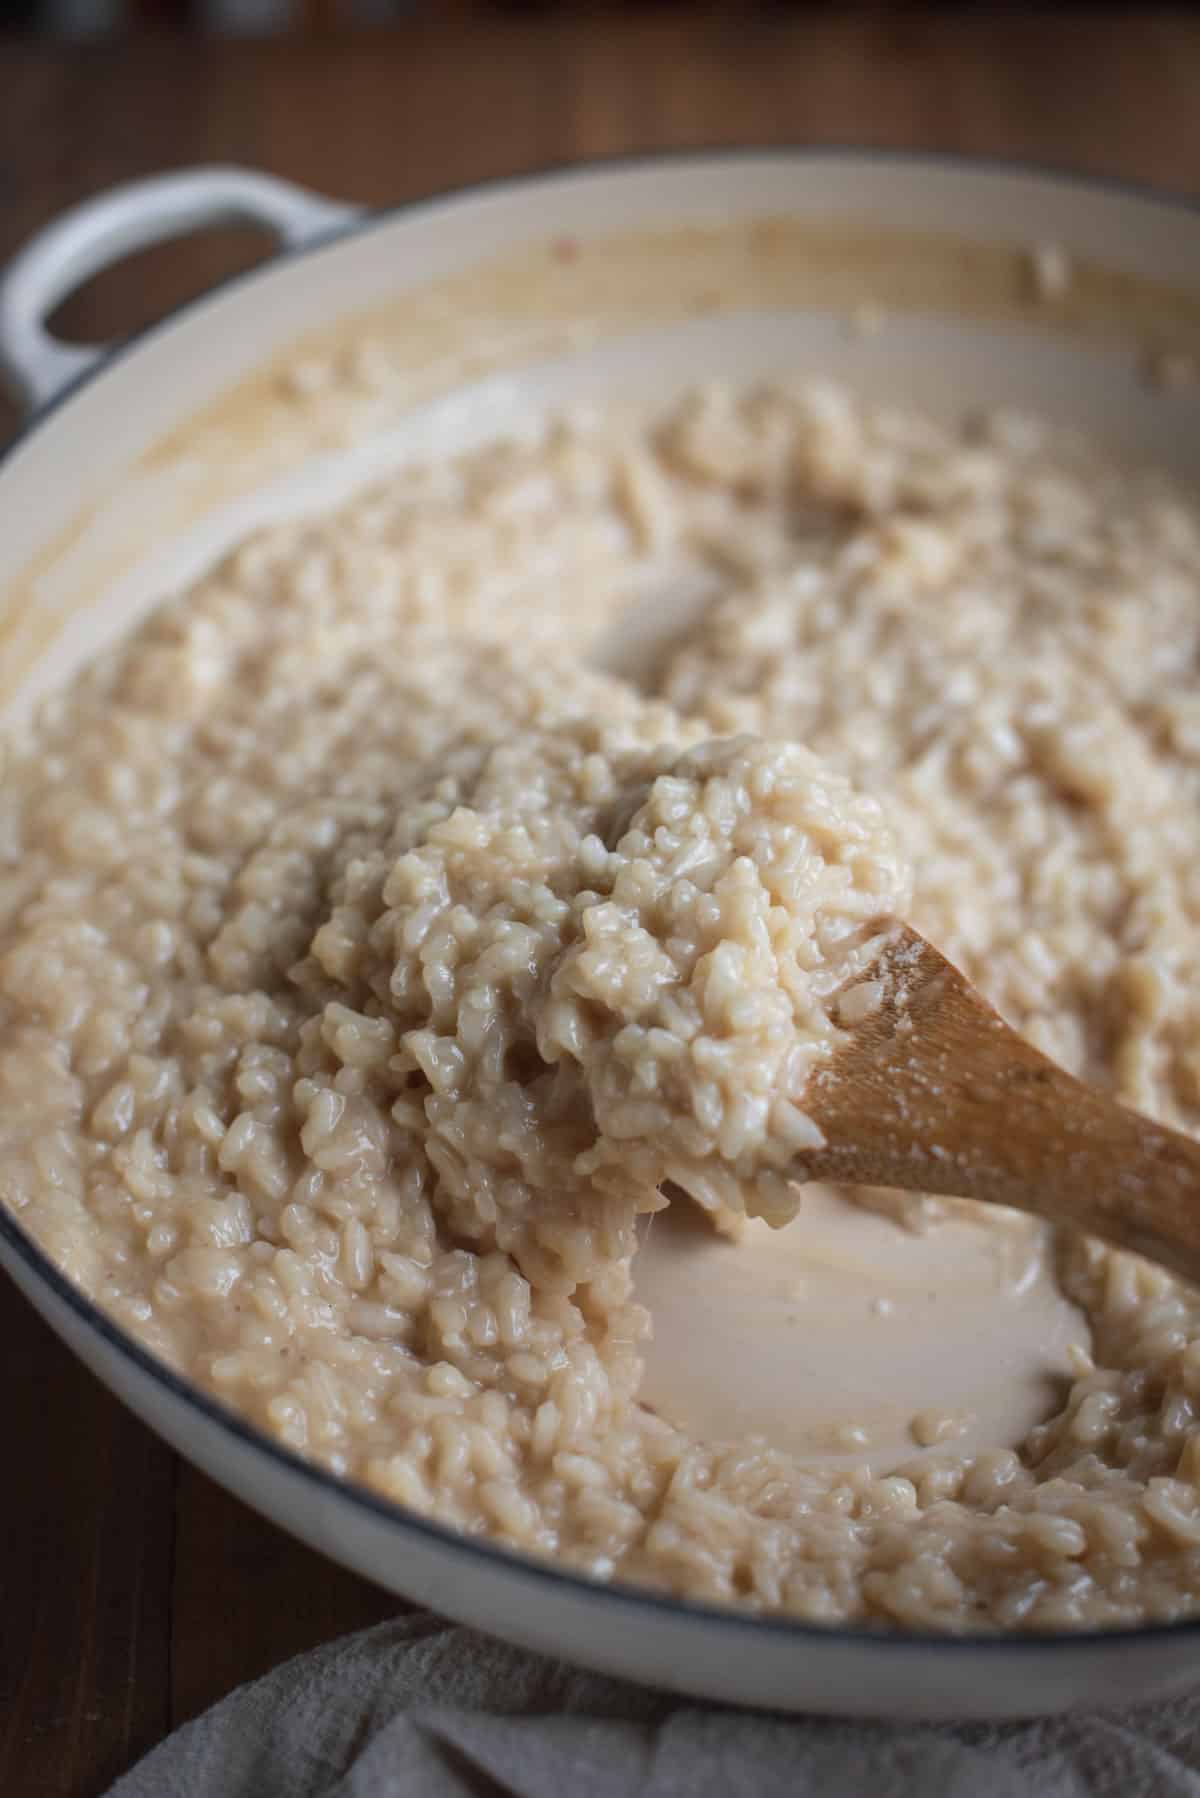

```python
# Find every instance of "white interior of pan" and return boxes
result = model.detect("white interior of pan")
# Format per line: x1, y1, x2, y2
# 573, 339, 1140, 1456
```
4, 153, 1200, 1616
14, 310, 1187, 723
4, 155, 1200, 722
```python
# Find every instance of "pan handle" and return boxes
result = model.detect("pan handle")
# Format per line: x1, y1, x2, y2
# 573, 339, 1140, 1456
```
0, 166, 359, 416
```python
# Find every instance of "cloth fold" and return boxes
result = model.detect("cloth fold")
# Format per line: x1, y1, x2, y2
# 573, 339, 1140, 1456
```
106, 1611, 1200, 1797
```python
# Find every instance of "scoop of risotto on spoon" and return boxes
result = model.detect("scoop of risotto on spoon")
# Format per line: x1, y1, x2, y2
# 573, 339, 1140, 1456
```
362, 726, 1200, 1281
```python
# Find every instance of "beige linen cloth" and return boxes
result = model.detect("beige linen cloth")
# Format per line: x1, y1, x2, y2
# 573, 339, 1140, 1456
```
107, 1610, 1200, 1796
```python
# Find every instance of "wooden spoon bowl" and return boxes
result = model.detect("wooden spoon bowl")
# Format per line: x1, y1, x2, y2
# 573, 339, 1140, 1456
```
797, 924, 1200, 1284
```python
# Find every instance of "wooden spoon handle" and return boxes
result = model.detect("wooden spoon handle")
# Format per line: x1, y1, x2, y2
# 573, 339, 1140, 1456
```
800, 927, 1200, 1285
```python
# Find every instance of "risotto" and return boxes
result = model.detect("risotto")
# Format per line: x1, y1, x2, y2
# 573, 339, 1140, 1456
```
5, 381, 1200, 1631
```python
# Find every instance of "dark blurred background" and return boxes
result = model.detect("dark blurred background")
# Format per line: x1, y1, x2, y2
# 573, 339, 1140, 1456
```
6, 0, 883, 33
3, 1, 1195, 445
2, 0, 1190, 33
5, 0, 669, 34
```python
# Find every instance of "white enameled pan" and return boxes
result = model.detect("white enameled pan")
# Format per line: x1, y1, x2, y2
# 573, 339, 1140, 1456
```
2, 153, 1200, 1719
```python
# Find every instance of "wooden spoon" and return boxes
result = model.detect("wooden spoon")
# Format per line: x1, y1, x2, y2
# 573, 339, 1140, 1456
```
796, 923, 1200, 1284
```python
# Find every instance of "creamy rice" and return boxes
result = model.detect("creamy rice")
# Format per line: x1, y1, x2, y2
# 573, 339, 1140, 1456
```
360, 727, 908, 1243
6, 381, 1200, 1631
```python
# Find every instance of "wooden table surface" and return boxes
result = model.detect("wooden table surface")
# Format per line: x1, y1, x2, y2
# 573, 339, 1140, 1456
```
4, 10, 1200, 1792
